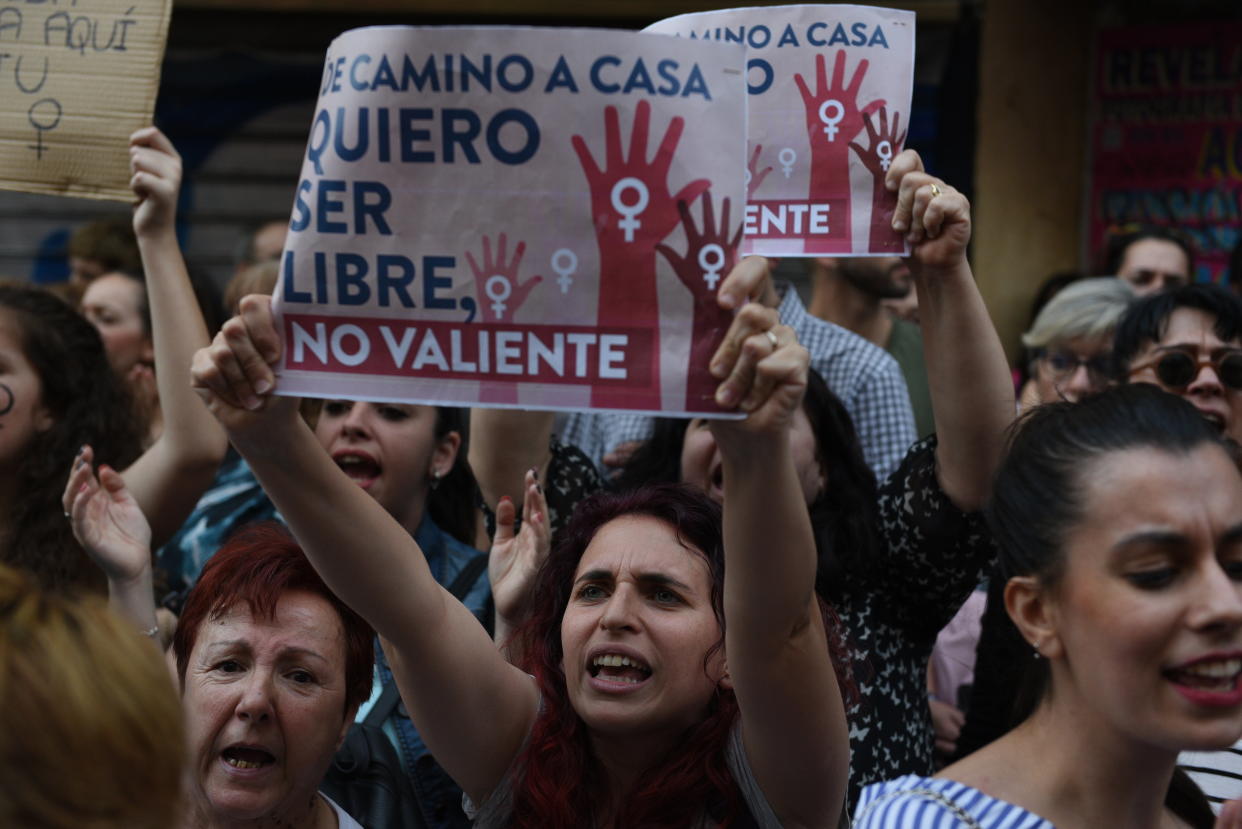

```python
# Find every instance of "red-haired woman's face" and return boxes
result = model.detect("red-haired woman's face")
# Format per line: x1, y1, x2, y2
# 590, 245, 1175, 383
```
560, 515, 726, 745
182, 590, 354, 825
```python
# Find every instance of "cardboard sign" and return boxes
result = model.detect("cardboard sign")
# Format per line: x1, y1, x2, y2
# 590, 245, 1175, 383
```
272, 25, 747, 416
645, 5, 914, 257
0, 0, 172, 201
1088, 21, 1242, 285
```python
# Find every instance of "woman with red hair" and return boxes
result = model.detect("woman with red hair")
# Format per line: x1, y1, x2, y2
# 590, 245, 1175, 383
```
192, 290, 850, 826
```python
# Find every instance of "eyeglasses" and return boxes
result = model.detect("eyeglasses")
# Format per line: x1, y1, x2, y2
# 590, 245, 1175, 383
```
1040, 351, 1115, 387
1127, 350, 1242, 391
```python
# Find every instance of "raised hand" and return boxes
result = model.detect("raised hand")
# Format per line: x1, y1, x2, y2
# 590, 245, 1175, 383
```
709, 303, 808, 437
886, 150, 971, 272
129, 126, 182, 238
62, 445, 152, 585
656, 193, 743, 410
849, 107, 907, 253
190, 294, 296, 442
489, 469, 550, 645
465, 234, 543, 324
746, 143, 773, 201
572, 100, 710, 253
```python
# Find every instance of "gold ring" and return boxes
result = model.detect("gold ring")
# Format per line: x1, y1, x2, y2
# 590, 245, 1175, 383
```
929, 183, 942, 198
765, 330, 779, 349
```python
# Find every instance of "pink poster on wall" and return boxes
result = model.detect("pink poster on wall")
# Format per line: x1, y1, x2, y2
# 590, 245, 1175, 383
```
1088, 22, 1242, 283
271, 25, 746, 416
645, 4, 915, 257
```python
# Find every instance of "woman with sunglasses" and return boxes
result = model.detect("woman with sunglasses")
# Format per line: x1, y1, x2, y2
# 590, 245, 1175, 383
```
1114, 283, 1242, 443
1019, 278, 1136, 407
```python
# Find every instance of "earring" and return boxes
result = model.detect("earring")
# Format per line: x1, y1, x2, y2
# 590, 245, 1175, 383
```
429, 469, 442, 490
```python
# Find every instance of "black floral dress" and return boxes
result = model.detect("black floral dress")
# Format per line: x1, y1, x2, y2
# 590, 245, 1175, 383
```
834, 436, 995, 806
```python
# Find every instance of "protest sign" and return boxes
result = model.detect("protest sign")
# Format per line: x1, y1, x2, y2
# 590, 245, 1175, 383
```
646, 4, 914, 257
1088, 21, 1242, 284
0, 0, 172, 201
272, 25, 747, 416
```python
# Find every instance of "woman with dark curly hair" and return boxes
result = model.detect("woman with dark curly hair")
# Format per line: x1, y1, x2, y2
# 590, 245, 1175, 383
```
0, 284, 143, 591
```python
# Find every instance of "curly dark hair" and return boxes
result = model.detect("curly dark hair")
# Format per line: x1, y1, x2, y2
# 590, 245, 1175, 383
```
0, 285, 143, 593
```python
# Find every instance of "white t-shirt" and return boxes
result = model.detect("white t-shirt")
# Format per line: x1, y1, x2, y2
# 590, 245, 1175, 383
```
322, 793, 364, 829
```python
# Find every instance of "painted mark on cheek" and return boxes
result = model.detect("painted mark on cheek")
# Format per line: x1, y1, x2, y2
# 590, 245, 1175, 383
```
0, 383, 14, 421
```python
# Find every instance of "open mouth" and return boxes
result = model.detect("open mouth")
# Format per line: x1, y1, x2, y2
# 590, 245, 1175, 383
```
222, 745, 276, 770
1164, 657, 1242, 693
334, 452, 381, 485
1198, 410, 1227, 434
589, 653, 653, 685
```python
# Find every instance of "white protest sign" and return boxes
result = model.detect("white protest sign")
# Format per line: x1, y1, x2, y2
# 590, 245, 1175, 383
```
0, 0, 172, 201
273, 26, 747, 416
646, 5, 914, 256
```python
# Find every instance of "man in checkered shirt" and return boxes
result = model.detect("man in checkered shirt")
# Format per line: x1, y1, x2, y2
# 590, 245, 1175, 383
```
557, 265, 917, 484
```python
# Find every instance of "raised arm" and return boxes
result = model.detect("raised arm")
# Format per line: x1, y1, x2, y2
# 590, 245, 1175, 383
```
888, 150, 1013, 510
62, 444, 160, 638
190, 297, 538, 804
468, 407, 555, 523
710, 304, 849, 828
120, 127, 228, 545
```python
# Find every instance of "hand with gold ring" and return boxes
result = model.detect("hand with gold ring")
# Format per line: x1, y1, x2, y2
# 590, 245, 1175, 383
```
884, 150, 971, 272
707, 303, 809, 440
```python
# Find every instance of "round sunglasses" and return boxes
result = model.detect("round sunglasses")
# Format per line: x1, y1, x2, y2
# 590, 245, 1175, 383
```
1127, 349, 1242, 391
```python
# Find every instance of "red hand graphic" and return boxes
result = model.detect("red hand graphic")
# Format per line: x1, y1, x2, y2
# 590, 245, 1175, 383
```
572, 100, 709, 410
656, 193, 742, 411
464, 233, 542, 404
746, 143, 773, 201
794, 51, 885, 250
849, 107, 908, 253
465, 233, 542, 324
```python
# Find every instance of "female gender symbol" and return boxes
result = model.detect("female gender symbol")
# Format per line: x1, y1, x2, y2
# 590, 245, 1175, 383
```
818, 99, 845, 140
485, 275, 513, 317
876, 140, 893, 171
698, 244, 726, 290
551, 248, 578, 294
778, 148, 797, 178
610, 177, 650, 243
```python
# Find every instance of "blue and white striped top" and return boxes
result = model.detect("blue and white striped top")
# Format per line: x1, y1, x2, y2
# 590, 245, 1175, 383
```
854, 776, 1055, 829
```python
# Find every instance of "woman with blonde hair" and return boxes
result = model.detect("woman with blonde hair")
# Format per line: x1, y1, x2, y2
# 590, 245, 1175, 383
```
0, 563, 183, 828
1019, 277, 1136, 407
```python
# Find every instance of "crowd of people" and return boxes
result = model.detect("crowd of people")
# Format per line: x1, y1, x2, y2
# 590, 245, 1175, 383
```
2, 105, 1242, 829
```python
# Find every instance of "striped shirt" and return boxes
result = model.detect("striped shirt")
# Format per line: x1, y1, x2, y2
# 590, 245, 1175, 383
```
1181, 742, 1242, 814
854, 776, 1054, 829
